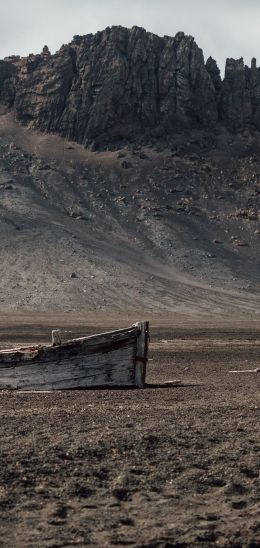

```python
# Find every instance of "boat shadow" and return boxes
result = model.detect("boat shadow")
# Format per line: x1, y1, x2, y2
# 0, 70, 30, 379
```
10, 381, 201, 393
145, 381, 201, 389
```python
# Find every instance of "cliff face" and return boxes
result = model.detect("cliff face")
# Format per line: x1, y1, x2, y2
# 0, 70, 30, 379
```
221, 57, 260, 132
1, 26, 260, 146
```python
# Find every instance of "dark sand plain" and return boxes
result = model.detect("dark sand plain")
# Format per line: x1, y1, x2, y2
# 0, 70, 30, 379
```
0, 316, 259, 547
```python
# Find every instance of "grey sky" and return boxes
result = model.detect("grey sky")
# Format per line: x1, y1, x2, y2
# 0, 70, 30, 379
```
0, 0, 259, 74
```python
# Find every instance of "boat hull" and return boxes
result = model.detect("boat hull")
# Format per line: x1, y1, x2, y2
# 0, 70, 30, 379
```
0, 322, 149, 391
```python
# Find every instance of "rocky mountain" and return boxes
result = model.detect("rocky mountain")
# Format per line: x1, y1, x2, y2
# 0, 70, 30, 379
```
0, 27, 260, 318
0, 26, 260, 148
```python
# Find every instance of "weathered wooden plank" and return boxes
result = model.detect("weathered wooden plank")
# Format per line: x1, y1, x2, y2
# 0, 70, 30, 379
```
0, 344, 136, 390
0, 326, 139, 365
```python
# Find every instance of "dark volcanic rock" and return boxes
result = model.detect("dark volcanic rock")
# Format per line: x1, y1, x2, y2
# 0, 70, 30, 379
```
158, 32, 217, 130
1, 26, 260, 146
221, 57, 260, 131
0, 60, 17, 106
206, 56, 222, 111
14, 46, 76, 131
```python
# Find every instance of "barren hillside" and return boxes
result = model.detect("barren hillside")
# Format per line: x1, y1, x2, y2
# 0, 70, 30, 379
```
0, 110, 260, 317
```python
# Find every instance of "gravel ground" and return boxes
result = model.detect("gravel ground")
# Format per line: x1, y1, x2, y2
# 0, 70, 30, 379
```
0, 320, 259, 547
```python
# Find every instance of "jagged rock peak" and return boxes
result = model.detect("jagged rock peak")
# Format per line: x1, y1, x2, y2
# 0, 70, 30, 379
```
206, 57, 222, 88
225, 57, 245, 77
41, 45, 51, 61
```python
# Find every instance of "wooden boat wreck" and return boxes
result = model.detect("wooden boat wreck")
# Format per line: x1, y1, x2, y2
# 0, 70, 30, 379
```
0, 321, 149, 391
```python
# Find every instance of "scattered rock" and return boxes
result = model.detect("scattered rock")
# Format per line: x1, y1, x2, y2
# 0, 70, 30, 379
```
234, 241, 249, 247
232, 500, 247, 510
121, 160, 132, 169
9, 142, 17, 151
139, 152, 148, 159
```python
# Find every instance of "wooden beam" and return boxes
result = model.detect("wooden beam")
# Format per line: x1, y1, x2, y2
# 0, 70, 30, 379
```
229, 368, 260, 373
52, 329, 62, 347
134, 321, 149, 388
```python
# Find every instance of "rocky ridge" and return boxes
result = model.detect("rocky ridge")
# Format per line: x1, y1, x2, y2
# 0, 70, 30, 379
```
0, 26, 260, 148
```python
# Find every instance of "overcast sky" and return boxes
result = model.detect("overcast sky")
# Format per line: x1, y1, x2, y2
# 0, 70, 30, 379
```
0, 0, 259, 74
